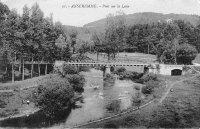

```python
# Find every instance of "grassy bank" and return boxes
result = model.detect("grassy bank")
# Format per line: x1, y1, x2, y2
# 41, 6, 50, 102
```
82, 74, 200, 128
87, 52, 156, 63
0, 75, 52, 118
193, 54, 200, 64
0, 71, 85, 120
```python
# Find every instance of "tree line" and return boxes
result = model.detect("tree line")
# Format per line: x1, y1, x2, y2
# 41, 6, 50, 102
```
92, 12, 200, 65
0, 2, 73, 63
0, 2, 73, 82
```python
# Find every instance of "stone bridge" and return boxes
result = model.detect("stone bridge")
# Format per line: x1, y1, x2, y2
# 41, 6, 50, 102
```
54, 61, 188, 76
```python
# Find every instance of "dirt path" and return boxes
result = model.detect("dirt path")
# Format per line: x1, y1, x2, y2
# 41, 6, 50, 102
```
159, 73, 199, 103
159, 80, 180, 103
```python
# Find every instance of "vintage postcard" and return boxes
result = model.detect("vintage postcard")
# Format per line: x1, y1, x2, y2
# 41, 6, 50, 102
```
0, 0, 200, 128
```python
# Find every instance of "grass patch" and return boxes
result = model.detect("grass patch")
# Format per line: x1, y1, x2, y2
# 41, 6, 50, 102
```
87, 52, 156, 63
193, 54, 200, 64
83, 75, 200, 128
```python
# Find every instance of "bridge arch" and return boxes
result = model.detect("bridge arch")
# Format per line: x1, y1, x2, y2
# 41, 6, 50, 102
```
171, 69, 182, 76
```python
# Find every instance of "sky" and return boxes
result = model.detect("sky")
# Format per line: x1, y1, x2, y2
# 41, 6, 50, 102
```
1, 0, 200, 26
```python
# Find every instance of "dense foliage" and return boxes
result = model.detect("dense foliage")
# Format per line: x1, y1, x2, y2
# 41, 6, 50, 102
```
92, 13, 200, 64
34, 73, 85, 118
0, 2, 71, 64
114, 67, 143, 81
65, 74, 85, 93
34, 75, 74, 118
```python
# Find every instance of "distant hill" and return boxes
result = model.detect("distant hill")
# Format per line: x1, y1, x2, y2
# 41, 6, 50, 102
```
62, 25, 90, 35
83, 12, 200, 32
62, 12, 200, 42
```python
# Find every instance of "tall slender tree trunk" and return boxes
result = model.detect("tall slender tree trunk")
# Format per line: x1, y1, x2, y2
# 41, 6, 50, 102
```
12, 62, 14, 83
97, 51, 99, 62
31, 57, 34, 78
175, 42, 177, 65
15, 53, 17, 63
22, 59, 24, 81
45, 63, 48, 75
107, 53, 110, 62
118, 50, 120, 57
19, 57, 21, 74
19, 63, 21, 73
38, 61, 40, 76
5, 64, 7, 74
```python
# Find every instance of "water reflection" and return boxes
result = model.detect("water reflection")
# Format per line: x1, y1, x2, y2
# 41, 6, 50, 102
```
0, 69, 141, 128
0, 108, 72, 128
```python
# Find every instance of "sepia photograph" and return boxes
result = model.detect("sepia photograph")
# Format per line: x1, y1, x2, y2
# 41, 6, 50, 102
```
0, 0, 200, 128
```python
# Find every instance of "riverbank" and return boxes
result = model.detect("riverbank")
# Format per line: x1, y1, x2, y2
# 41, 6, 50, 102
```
0, 75, 53, 120
81, 74, 200, 128
0, 73, 83, 122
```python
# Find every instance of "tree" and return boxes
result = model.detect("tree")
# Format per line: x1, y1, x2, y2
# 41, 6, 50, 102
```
77, 40, 90, 57
69, 30, 78, 54
177, 43, 197, 65
2, 9, 22, 82
34, 75, 74, 118
65, 74, 85, 93
0, 2, 10, 22
102, 12, 127, 61
91, 32, 104, 61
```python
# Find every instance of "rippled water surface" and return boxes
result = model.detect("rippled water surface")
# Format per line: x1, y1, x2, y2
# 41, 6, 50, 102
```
64, 69, 140, 127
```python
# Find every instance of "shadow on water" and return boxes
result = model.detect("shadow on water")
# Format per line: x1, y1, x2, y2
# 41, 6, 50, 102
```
0, 108, 72, 128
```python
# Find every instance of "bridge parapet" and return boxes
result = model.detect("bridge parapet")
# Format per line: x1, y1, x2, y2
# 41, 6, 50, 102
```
64, 62, 150, 67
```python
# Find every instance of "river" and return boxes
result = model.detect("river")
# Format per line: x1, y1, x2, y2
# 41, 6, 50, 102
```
0, 69, 142, 128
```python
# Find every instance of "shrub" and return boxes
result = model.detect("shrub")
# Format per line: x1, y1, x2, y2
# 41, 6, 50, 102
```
104, 74, 115, 82
33, 75, 74, 118
65, 74, 85, 93
103, 121, 119, 128
132, 92, 142, 107
177, 43, 197, 65
100, 66, 105, 71
117, 67, 126, 73
134, 85, 141, 91
0, 100, 6, 108
118, 71, 143, 81
114, 67, 126, 74
106, 100, 121, 113
63, 65, 78, 75
110, 66, 115, 72
78, 66, 91, 72
141, 80, 159, 95
140, 73, 157, 83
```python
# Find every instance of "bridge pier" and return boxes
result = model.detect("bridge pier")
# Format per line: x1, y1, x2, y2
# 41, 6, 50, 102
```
103, 65, 111, 77
105, 66, 111, 74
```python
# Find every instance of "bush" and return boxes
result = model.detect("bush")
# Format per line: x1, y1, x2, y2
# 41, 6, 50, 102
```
0, 100, 6, 108
65, 74, 85, 93
104, 74, 115, 82
103, 121, 119, 128
63, 65, 78, 75
33, 75, 74, 118
114, 67, 126, 74
134, 85, 141, 91
78, 66, 91, 72
140, 73, 157, 83
106, 100, 121, 113
177, 43, 198, 65
141, 80, 159, 95
118, 71, 143, 81
117, 67, 126, 73
132, 92, 142, 107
